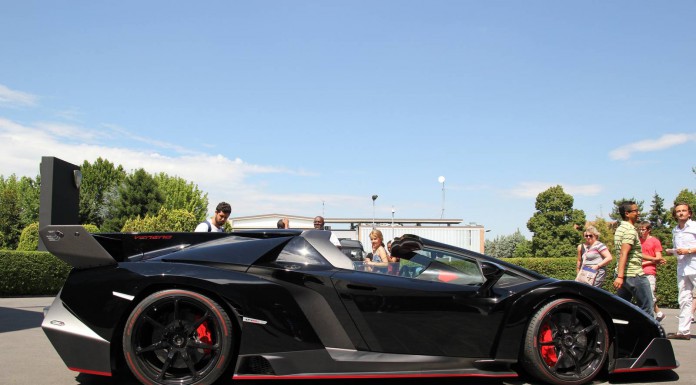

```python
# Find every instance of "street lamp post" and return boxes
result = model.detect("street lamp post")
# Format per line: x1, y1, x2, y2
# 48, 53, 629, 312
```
371, 195, 378, 228
391, 206, 395, 241
438, 176, 446, 219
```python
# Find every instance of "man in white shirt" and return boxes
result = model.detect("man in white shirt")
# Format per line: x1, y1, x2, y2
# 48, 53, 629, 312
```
313, 216, 341, 247
666, 202, 696, 340
194, 202, 231, 232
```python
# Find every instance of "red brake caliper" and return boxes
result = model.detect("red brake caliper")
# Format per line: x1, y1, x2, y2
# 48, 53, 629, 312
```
196, 320, 212, 354
540, 322, 558, 365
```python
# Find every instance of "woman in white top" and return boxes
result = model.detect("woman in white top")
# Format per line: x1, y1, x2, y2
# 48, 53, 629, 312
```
576, 226, 613, 288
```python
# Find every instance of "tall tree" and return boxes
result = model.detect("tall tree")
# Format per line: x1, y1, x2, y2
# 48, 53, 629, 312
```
154, 173, 208, 222
485, 229, 527, 259
647, 192, 670, 227
0, 175, 22, 249
512, 238, 533, 258
527, 185, 586, 258
17, 175, 40, 227
79, 158, 126, 228
646, 192, 672, 248
102, 168, 164, 232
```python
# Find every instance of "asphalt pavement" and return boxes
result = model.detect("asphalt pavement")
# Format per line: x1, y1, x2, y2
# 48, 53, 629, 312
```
0, 296, 691, 385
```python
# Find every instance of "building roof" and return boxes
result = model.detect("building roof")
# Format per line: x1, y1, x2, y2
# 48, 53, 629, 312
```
230, 214, 473, 227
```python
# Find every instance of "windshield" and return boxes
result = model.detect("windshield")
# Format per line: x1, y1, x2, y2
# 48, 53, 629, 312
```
353, 245, 485, 286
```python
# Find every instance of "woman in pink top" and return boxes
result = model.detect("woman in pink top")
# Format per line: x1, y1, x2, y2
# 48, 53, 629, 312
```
639, 221, 666, 321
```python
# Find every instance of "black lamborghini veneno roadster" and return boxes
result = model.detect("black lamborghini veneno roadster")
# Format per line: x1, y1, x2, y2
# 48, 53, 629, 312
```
39, 225, 677, 385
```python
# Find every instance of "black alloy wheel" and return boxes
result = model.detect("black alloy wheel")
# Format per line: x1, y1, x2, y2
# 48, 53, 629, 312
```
123, 290, 233, 385
522, 298, 609, 385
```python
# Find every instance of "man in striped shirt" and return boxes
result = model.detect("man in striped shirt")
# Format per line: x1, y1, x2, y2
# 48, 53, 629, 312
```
613, 201, 654, 318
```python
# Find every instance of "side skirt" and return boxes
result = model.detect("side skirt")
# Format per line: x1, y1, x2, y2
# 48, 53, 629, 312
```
234, 348, 518, 379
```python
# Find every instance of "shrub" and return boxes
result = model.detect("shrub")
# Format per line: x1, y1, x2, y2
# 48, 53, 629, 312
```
83, 224, 100, 233
122, 207, 198, 232
0, 251, 71, 296
16, 222, 40, 251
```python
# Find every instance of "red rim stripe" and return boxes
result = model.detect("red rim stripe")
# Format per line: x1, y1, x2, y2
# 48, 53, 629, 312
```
233, 373, 519, 380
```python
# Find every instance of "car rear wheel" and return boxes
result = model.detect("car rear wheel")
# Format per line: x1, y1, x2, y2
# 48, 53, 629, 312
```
123, 289, 233, 385
522, 298, 609, 385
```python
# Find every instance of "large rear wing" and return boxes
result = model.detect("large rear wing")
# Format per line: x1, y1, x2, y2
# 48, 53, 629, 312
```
39, 225, 232, 268
39, 225, 302, 269
39, 225, 117, 269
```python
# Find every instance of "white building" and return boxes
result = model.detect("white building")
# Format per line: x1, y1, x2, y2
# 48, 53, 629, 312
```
230, 214, 485, 254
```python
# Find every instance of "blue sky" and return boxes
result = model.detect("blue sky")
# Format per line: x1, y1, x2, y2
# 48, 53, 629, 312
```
1, 1, 694, 239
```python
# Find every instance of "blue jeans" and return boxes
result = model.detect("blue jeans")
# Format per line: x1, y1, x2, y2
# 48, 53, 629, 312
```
617, 275, 655, 318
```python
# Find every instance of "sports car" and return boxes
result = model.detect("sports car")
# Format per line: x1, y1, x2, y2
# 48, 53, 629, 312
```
39, 225, 677, 385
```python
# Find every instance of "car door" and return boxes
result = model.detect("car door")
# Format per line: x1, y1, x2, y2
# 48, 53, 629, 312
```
331, 249, 505, 358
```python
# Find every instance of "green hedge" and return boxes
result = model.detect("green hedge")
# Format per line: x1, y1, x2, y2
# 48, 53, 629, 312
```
0, 250, 681, 308
0, 251, 71, 296
507, 256, 679, 309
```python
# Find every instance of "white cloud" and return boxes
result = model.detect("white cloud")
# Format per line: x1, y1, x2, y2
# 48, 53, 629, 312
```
0, 116, 353, 217
508, 182, 602, 198
34, 121, 103, 142
0, 84, 38, 108
0, 117, 278, 179
53, 108, 83, 122
102, 124, 202, 156
609, 133, 696, 160
230, 192, 365, 218
565, 184, 603, 196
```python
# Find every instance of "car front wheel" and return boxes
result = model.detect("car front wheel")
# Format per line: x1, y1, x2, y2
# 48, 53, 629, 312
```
123, 289, 234, 385
522, 298, 609, 385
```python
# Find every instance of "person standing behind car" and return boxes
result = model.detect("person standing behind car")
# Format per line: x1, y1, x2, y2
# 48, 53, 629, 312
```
666, 202, 696, 339
365, 229, 389, 272
313, 216, 341, 247
386, 240, 400, 275
639, 221, 666, 322
576, 226, 613, 288
386, 240, 400, 262
613, 201, 654, 318
194, 202, 231, 232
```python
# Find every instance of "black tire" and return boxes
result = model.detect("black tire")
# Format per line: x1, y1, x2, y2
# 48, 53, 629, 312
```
522, 298, 609, 385
123, 289, 234, 385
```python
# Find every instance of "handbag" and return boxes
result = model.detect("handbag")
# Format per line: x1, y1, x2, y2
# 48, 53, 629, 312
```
575, 265, 598, 285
